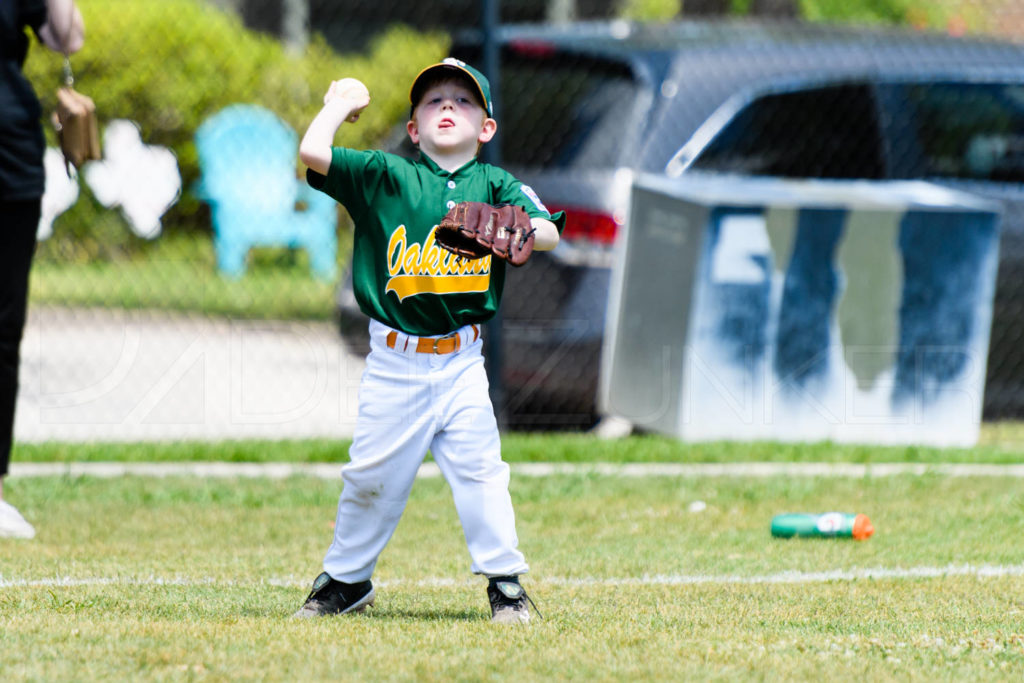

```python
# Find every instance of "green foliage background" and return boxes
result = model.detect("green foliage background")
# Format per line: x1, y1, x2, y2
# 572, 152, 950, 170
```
22, 0, 447, 262
618, 0, 992, 32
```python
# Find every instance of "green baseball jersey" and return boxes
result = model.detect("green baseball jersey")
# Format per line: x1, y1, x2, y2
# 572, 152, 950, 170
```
308, 148, 565, 336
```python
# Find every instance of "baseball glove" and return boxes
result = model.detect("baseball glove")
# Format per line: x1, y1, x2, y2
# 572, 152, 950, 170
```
435, 202, 536, 267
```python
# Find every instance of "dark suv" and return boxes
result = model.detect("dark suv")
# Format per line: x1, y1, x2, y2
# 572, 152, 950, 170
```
337, 20, 1024, 429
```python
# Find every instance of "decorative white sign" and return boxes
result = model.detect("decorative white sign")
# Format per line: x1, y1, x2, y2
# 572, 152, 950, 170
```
38, 147, 80, 241
38, 119, 181, 240
84, 120, 181, 239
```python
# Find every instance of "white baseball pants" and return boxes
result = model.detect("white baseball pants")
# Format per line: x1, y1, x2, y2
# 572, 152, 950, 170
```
323, 319, 528, 582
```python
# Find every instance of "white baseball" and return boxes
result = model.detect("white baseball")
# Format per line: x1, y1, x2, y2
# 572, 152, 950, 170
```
326, 78, 370, 122
327, 78, 369, 103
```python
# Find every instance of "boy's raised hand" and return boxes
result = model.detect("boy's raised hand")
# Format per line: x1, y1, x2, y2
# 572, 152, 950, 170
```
301, 78, 370, 174
325, 78, 371, 123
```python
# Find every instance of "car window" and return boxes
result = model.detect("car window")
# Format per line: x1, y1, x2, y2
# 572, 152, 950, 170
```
883, 82, 1024, 182
480, 49, 641, 169
688, 83, 885, 179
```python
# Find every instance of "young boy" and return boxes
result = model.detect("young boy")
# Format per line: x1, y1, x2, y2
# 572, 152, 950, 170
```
294, 58, 563, 624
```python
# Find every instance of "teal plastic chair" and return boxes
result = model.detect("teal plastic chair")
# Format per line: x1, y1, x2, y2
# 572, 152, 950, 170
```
196, 104, 337, 280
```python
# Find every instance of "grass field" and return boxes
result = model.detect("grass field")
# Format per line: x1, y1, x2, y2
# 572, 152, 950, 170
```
2, 428, 1024, 680
30, 236, 338, 322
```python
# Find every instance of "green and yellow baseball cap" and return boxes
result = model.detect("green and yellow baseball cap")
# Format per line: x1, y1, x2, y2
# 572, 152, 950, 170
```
409, 58, 493, 117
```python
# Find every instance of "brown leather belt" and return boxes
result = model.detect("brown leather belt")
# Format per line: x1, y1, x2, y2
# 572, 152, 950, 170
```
385, 325, 480, 355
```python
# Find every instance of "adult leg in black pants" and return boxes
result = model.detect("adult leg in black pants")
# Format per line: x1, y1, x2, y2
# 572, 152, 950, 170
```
0, 198, 41, 539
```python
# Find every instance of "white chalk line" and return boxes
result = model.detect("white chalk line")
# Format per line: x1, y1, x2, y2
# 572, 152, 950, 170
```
9, 461, 1024, 479
3, 563, 1024, 591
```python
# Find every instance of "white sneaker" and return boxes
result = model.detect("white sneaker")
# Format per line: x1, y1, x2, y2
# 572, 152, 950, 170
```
0, 500, 36, 539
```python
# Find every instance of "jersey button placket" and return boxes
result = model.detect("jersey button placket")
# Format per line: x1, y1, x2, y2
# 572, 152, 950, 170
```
445, 177, 457, 210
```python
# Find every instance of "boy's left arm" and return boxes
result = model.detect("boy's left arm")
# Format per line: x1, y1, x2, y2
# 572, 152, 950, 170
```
492, 175, 565, 252
530, 217, 560, 252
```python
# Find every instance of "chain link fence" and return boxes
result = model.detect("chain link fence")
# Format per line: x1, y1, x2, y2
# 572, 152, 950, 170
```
17, 0, 1024, 441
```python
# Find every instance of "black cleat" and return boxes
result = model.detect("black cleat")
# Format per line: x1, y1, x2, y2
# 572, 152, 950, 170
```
487, 576, 541, 624
293, 572, 375, 618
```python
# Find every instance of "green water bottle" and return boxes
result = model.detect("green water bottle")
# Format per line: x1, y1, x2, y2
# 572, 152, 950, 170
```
771, 512, 874, 540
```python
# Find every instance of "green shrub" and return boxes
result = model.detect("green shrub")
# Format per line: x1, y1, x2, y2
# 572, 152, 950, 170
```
799, 0, 915, 25
24, 0, 447, 261
799, 0, 992, 32
660, 0, 985, 32
618, 0, 681, 21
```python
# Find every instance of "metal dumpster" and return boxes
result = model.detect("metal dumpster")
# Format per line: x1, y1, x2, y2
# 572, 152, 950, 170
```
600, 173, 1002, 447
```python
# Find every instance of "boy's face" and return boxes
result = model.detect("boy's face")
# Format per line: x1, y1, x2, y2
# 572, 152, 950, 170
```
407, 81, 496, 158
